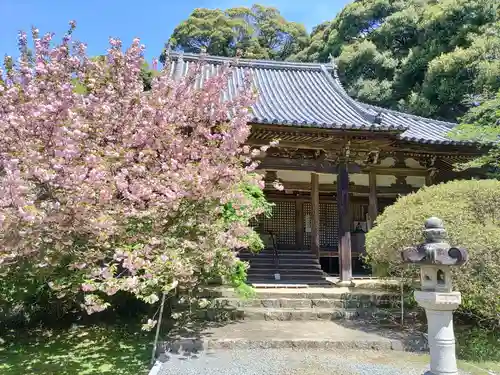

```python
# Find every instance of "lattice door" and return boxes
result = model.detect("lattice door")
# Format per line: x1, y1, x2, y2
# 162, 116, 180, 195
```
303, 202, 338, 249
257, 200, 296, 247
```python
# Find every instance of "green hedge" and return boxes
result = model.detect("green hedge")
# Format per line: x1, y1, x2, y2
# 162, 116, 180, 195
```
365, 179, 500, 327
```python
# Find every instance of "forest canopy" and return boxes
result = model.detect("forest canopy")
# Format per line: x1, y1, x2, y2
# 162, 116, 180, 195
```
166, 1, 500, 122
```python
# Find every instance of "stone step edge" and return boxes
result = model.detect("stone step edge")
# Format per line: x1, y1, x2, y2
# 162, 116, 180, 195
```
247, 273, 326, 277
213, 297, 398, 304
157, 337, 426, 353
199, 307, 415, 319
245, 264, 322, 267
213, 288, 399, 296
238, 306, 407, 313
238, 253, 318, 262
247, 268, 324, 272
247, 268, 323, 272
247, 274, 325, 277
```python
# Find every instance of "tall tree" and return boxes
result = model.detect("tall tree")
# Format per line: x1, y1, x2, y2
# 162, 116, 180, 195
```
163, 4, 309, 61
451, 89, 500, 175
292, 0, 500, 121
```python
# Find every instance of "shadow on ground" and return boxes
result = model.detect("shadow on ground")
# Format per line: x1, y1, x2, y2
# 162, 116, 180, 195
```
333, 309, 429, 352
0, 323, 153, 375
156, 317, 240, 362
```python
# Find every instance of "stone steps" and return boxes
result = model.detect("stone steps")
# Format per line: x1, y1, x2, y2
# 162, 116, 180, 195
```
240, 248, 327, 285
206, 287, 397, 300
201, 306, 407, 322
212, 297, 397, 309
248, 270, 325, 283
247, 268, 325, 275
239, 253, 318, 260
197, 287, 412, 323
247, 280, 335, 287
240, 249, 318, 256
245, 262, 322, 269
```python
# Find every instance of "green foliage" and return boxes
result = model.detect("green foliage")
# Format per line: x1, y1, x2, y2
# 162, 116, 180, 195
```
293, 0, 500, 121
365, 179, 500, 327
164, 4, 309, 61
164, 1, 499, 121
162, 1, 500, 121
230, 260, 256, 299
223, 181, 273, 223
223, 180, 273, 252
451, 89, 500, 174
456, 326, 500, 362
140, 62, 155, 91
221, 180, 272, 295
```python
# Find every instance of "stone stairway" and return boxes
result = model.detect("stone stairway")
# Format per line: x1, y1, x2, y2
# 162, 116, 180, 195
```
159, 285, 425, 363
238, 248, 329, 285
201, 287, 414, 323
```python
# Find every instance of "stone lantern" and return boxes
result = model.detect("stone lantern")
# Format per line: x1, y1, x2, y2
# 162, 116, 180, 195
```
401, 217, 468, 375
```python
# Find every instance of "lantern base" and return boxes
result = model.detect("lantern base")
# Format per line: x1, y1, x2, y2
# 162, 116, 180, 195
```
415, 291, 461, 375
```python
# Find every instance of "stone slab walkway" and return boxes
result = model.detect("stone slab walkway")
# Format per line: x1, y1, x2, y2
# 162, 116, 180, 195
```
160, 320, 426, 353
155, 348, 472, 375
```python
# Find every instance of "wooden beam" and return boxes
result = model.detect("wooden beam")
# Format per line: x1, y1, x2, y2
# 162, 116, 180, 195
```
264, 181, 417, 195
311, 173, 320, 258
368, 170, 378, 229
259, 157, 361, 174
261, 161, 432, 177
248, 138, 332, 150
362, 166, 429, 177
337, 162, 353, 284
385, 144, 486, 158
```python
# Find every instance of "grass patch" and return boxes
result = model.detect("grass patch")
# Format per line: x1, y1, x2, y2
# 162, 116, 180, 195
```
0, 323, 153, 375
458, 360, 500, 375
367, 352, 500, 375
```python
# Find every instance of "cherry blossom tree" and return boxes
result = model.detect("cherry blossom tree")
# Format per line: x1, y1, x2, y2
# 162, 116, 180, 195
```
0, 22, 269, 316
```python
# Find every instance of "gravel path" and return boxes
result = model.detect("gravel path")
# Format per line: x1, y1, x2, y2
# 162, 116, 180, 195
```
156, 348, 472, 375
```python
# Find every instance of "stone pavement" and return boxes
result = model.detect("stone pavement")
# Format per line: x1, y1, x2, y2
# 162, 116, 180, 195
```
159, 320, 426, 352
155, 348, 472, 375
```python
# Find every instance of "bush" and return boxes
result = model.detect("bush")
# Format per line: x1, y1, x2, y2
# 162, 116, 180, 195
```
365, 179, 500, 327
456, 325, 500, 362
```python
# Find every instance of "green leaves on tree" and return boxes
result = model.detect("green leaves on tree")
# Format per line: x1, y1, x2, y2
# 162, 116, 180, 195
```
163, 4, 309, 62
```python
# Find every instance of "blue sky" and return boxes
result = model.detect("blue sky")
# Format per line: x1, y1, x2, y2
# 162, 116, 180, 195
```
0, 0, 351, 62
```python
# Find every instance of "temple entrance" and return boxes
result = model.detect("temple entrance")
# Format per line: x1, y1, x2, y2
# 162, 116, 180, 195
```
254, 193, 375, 277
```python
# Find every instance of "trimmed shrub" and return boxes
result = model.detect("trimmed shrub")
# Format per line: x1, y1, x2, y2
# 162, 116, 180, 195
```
366, 179, 500, 327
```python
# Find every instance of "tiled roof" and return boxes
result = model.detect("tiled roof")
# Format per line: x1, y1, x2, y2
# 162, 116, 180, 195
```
167, 53, 469, 145
361, 103, 465, 145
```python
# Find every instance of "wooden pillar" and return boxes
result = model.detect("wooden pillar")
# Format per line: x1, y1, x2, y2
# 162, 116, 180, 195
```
311, 172, 320, 258
368, 170, 378, 229
337, 162, 353, 284
295, 201, 304, 250
425, 168, 437, 186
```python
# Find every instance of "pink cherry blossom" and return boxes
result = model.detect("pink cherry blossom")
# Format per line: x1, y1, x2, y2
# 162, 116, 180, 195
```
0, 23, 267, 314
